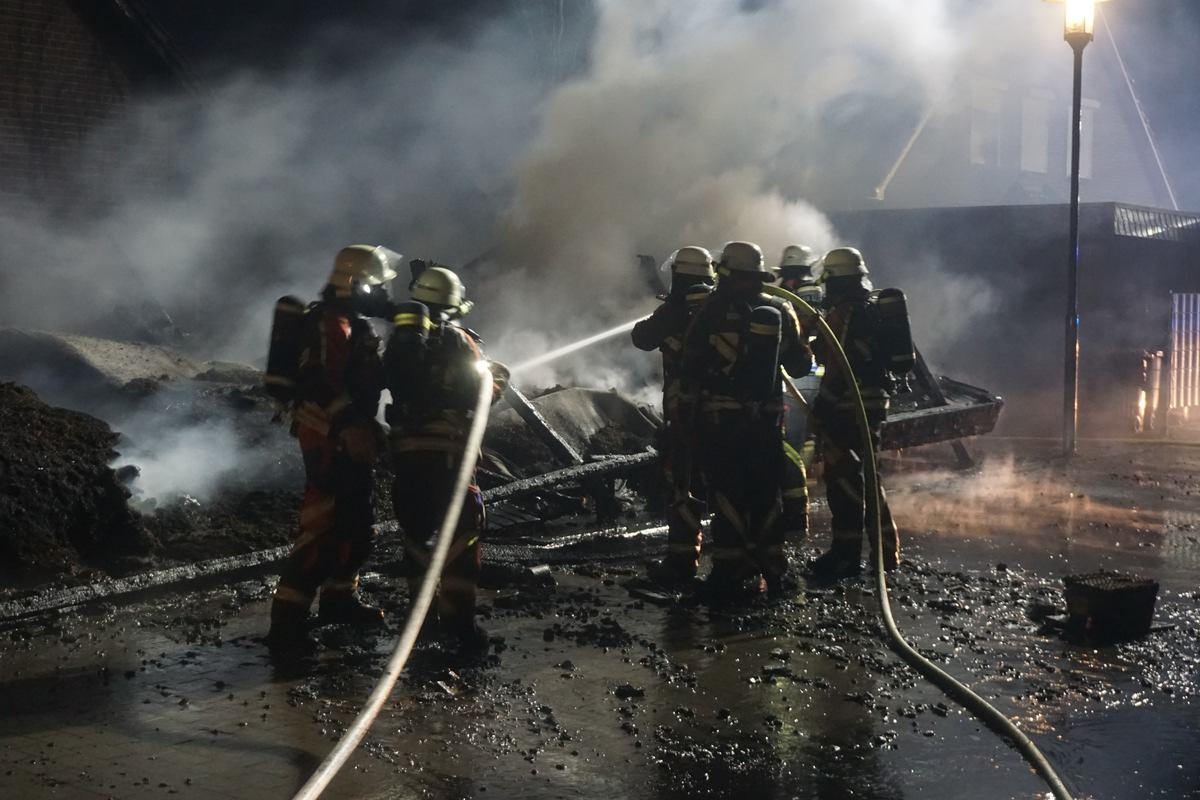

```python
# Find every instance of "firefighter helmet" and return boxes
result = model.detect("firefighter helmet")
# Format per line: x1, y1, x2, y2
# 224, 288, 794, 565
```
779, 244, 819, 270
821, 247, 868, 278
410, 266, 473, 317
328, 245, 401, 297
670, 246, 715, 279
716, 241, 771, 279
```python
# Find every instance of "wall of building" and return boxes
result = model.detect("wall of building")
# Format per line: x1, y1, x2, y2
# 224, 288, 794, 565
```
873, 27, 1175, 213
0, 0, 144, 217
830, 204, 1200, 437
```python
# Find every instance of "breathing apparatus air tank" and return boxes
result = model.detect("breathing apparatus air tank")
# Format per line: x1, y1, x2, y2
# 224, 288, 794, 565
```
391, 300, 433, 348
742, 304, 782, 401
875, 287, 915, 391
264, 294, 307, 413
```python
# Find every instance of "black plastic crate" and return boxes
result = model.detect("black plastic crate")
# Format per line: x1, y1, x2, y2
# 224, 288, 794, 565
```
1062, 571, 1159, 646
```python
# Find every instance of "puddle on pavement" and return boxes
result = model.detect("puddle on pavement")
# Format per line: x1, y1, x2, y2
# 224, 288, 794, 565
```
2, 554, 1197, 800
4, 435, 1200, 799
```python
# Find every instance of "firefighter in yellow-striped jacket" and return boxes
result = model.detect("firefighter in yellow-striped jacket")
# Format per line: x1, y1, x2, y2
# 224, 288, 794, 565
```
265, 245, 397, 653
808, 247, 900, 580
679, 241, 812, 601
383, 265, 508, 654
631, 246, 714, 587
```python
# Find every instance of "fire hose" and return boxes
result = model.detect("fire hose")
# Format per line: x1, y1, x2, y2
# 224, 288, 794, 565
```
764, 283, 1076, 800
289, 300, 1075, 799
289, 360, 497, 800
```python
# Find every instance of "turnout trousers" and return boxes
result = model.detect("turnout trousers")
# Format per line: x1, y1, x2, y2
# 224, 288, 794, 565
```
390, 448, 485, 636
818, 408, 899, 568
695, 414, 787, 585
269, 424, 377, 635
657, 421, 707, 577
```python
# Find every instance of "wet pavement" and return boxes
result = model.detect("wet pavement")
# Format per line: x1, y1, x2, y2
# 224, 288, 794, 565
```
2, 436, 1199, 800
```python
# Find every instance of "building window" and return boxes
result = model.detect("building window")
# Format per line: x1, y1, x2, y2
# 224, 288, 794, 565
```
970, 83, 1004, 166
1020, 92, 1051, 174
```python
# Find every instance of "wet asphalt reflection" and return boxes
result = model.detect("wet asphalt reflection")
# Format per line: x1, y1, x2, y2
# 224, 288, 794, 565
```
2, 437, 1199, 799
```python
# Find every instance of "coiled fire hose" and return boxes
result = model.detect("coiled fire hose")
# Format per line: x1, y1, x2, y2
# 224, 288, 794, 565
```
763, 284, 1075, 800
290, 360, 497, 800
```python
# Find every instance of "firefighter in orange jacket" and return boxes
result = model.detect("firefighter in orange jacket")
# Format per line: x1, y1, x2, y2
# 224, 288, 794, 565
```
631, 246, 714, 587
679, 241, 812, 599
265, 245, 398, 653
808, 247, 900, 579
384, 265, 508, 653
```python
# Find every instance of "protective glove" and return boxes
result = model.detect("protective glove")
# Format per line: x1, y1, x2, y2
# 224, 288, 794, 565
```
488, 360, 511, 395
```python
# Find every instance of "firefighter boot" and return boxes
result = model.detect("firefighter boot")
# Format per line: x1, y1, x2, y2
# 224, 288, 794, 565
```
780, 497, 809, 543
760, 546, 799, 600
406, 576, 442, 642
444, 616, 490, 654
440, 596, 490, 654
317, 590, 385, 629
809, 531, 864, 580
646, 559, 697, 589
265, 599, 313, 655
439, 577, 489, 654
700, 559, 765, 607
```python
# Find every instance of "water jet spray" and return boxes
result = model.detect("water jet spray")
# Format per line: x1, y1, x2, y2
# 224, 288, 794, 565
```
509, 318, 640, 374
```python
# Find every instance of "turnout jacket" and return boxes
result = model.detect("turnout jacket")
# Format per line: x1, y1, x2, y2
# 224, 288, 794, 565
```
680, 287, 811, 420
811, 288, 891, 415
384, 320, 500, 453
292, 301, 384, 438
631, 289, 700, 421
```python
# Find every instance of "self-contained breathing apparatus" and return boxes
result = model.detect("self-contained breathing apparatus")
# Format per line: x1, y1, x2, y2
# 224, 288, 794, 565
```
263, 244, 401, 419
820, 247, 915, 396
865, 287, 916, 394
382, 267, 484, 434
264, 294, 308, 415
740, 304, 783, 402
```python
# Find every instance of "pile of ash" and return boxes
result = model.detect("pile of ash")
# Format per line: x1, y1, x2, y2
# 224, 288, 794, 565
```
0, 382, 156, 588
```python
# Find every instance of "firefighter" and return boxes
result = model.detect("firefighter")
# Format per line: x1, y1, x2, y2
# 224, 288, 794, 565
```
631, 246, 715, 587
383, 266, 508, 653
776, 244, 821, 295
679, 241, 812, 600
775, 244, 824, 543
265, 244, 397, 653
808, 246, 900, 579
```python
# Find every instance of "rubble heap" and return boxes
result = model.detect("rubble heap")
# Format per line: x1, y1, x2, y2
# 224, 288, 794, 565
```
0, 382, 156, 585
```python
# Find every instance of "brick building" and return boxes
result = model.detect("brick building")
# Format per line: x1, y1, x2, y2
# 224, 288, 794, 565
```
0, 0, 196, 217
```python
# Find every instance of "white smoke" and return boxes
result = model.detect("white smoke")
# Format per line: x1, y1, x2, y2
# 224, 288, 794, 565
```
2, 0, 1193, 500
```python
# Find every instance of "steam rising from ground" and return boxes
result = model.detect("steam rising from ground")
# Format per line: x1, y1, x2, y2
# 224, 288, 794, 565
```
114, 416, 245, 506
890, 450, 1152, 541
1, 1, 1191, 500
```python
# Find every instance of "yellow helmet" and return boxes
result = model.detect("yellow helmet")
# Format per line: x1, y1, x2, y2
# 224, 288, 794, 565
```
821, 247, 868, 279
670, 246, 715, 279
779, 244, 818, 270
716, 241, 770, 278
410, 266, 473, 317
328, 245, 401, 297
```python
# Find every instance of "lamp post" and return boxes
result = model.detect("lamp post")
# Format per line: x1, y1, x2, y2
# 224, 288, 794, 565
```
1046, 0, 1109, 456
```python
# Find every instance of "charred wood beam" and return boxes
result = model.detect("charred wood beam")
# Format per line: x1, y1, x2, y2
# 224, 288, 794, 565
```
502, 386, 584, 466
482, 451, 655, 503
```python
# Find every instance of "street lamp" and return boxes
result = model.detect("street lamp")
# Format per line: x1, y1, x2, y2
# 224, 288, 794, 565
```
1045, 0, 1110, 456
